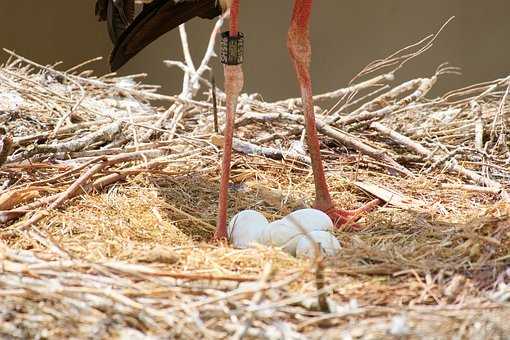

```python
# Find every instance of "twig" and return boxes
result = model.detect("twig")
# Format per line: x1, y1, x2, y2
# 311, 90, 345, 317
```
2, 50, 88, 138
15, 158, 108, 232
211, 135, 311, 164
235, 111, 411, 176
318, 123, 413, 177
212, 75, 219, 133
0, 132, 12, 166
440, 183, 502, 194
335, 76, 437, 126
9, 122, 124, 163
489, 81, 509, 141
275, 73, 395, 106
370, 122, 507, 195
232, 262, 273, 340
472, 101, 484, 152
0, 150, 169, 224
166, 12, 226, 99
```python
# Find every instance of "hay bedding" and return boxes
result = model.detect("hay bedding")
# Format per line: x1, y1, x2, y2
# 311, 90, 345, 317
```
0, 23, 509, 340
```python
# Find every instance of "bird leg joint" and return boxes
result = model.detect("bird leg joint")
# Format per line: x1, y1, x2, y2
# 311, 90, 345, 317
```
220, 31, 245, 65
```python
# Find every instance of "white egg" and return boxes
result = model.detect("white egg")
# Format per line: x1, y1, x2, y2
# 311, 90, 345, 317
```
263, 220, 303, 255
261, 209, 334, 255
228, 210, 269, 248
228, 209, 338, 258
295, 230, 342, 259
279, 209, 333, 233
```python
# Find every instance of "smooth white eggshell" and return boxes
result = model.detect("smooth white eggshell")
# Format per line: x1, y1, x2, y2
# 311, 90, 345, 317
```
261, 209, 334, 255
279, 209, 333, 233
228, 210, 269, 248
295, 230, 341, 259
262, 220, 303, 255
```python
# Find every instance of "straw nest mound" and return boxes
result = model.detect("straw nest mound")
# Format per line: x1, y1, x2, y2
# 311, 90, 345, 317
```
0, 45, 509, 339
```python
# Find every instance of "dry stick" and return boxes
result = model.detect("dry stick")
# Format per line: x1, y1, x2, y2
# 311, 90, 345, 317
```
187, 11, 227, 97
471, 100, 490, 179
425, 148, 466, 174
23, 225, 71, 258
163, 201, 215, 232
154, 15, 226, 140
443, 75, 510, 105
211, 135, 311, 164
372, 123, 431, 156
319, 123, 413, 177
284, 214, 332, 314
8, 121, 124, 163
16, 158, 109, 232
232, 262, 273, 340
12, 114, 160, 146
348, 78, 423, 117
0, 192, 59, 224
489, 80, 510, 146
1, 50, 88, 138
314, 256, 330, 314
1, 48, 181, 107
370, 122, 509, 200
0, 67, 73, 103
0, 150, 167, 224
275, 73, 396, 106
0, 133, 13, 166
65, 56, 103, 74
440, 183, 502, 194
471, 101, 484, 152
179, 25, 196, 73
235, 111, 411, 176
234, 111, 283, 128
280, 17, 450, 110
194, 12, 227, 82
331, 85, 390, 117
296, 307, 366, 331
176, 24, 196, 98
138, 104, 179, 143
12, 158, 109, 256
335, 76, 437, 126
79, 150, 170, 190
212, 75, 219, 133
255, 126, 303, 144
167, 106, 186, 141
38, 142, 173, 162
101, 261, 256, 282
50, 162, 108, 209
169, 272, 302, 313
10, 155, 110, 189
166, 13, 226, 99
4, 257, 256, 284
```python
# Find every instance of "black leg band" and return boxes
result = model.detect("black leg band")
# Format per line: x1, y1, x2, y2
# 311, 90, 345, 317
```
220, 31, 245, 65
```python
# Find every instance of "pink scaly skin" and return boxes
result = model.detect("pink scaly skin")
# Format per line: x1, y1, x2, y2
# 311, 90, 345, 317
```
287, 0, 381, 230
214, 0, 380, 239
214, 0, 243, 240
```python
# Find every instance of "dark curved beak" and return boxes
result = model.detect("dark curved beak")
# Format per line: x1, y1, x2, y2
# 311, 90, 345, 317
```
110, 0, 221, 72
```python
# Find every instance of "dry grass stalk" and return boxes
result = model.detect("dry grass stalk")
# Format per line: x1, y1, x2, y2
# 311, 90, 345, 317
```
0, 18, 509, 338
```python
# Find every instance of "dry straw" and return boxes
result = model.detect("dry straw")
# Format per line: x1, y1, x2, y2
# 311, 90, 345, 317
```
0, 17, 509, 339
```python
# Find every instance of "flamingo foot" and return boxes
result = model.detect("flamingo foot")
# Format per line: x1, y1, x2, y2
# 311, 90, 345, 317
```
319, 198, 382, 230
213, 224, 228, 241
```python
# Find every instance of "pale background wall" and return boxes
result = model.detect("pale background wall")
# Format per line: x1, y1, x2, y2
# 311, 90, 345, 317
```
0, 1, 509, 99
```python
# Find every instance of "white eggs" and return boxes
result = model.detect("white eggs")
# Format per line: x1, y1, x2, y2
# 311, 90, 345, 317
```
295, 230, 342, 259
228, 208, 341, 258
227, 210, 268, 248
279, 209, 334, 233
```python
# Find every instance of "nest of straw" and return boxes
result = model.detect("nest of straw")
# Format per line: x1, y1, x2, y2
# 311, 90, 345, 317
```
0, 21, 509, 339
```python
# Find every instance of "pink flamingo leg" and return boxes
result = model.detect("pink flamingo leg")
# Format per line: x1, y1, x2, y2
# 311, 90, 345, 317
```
214, 0, 244, 240
287, 0, 380, 229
